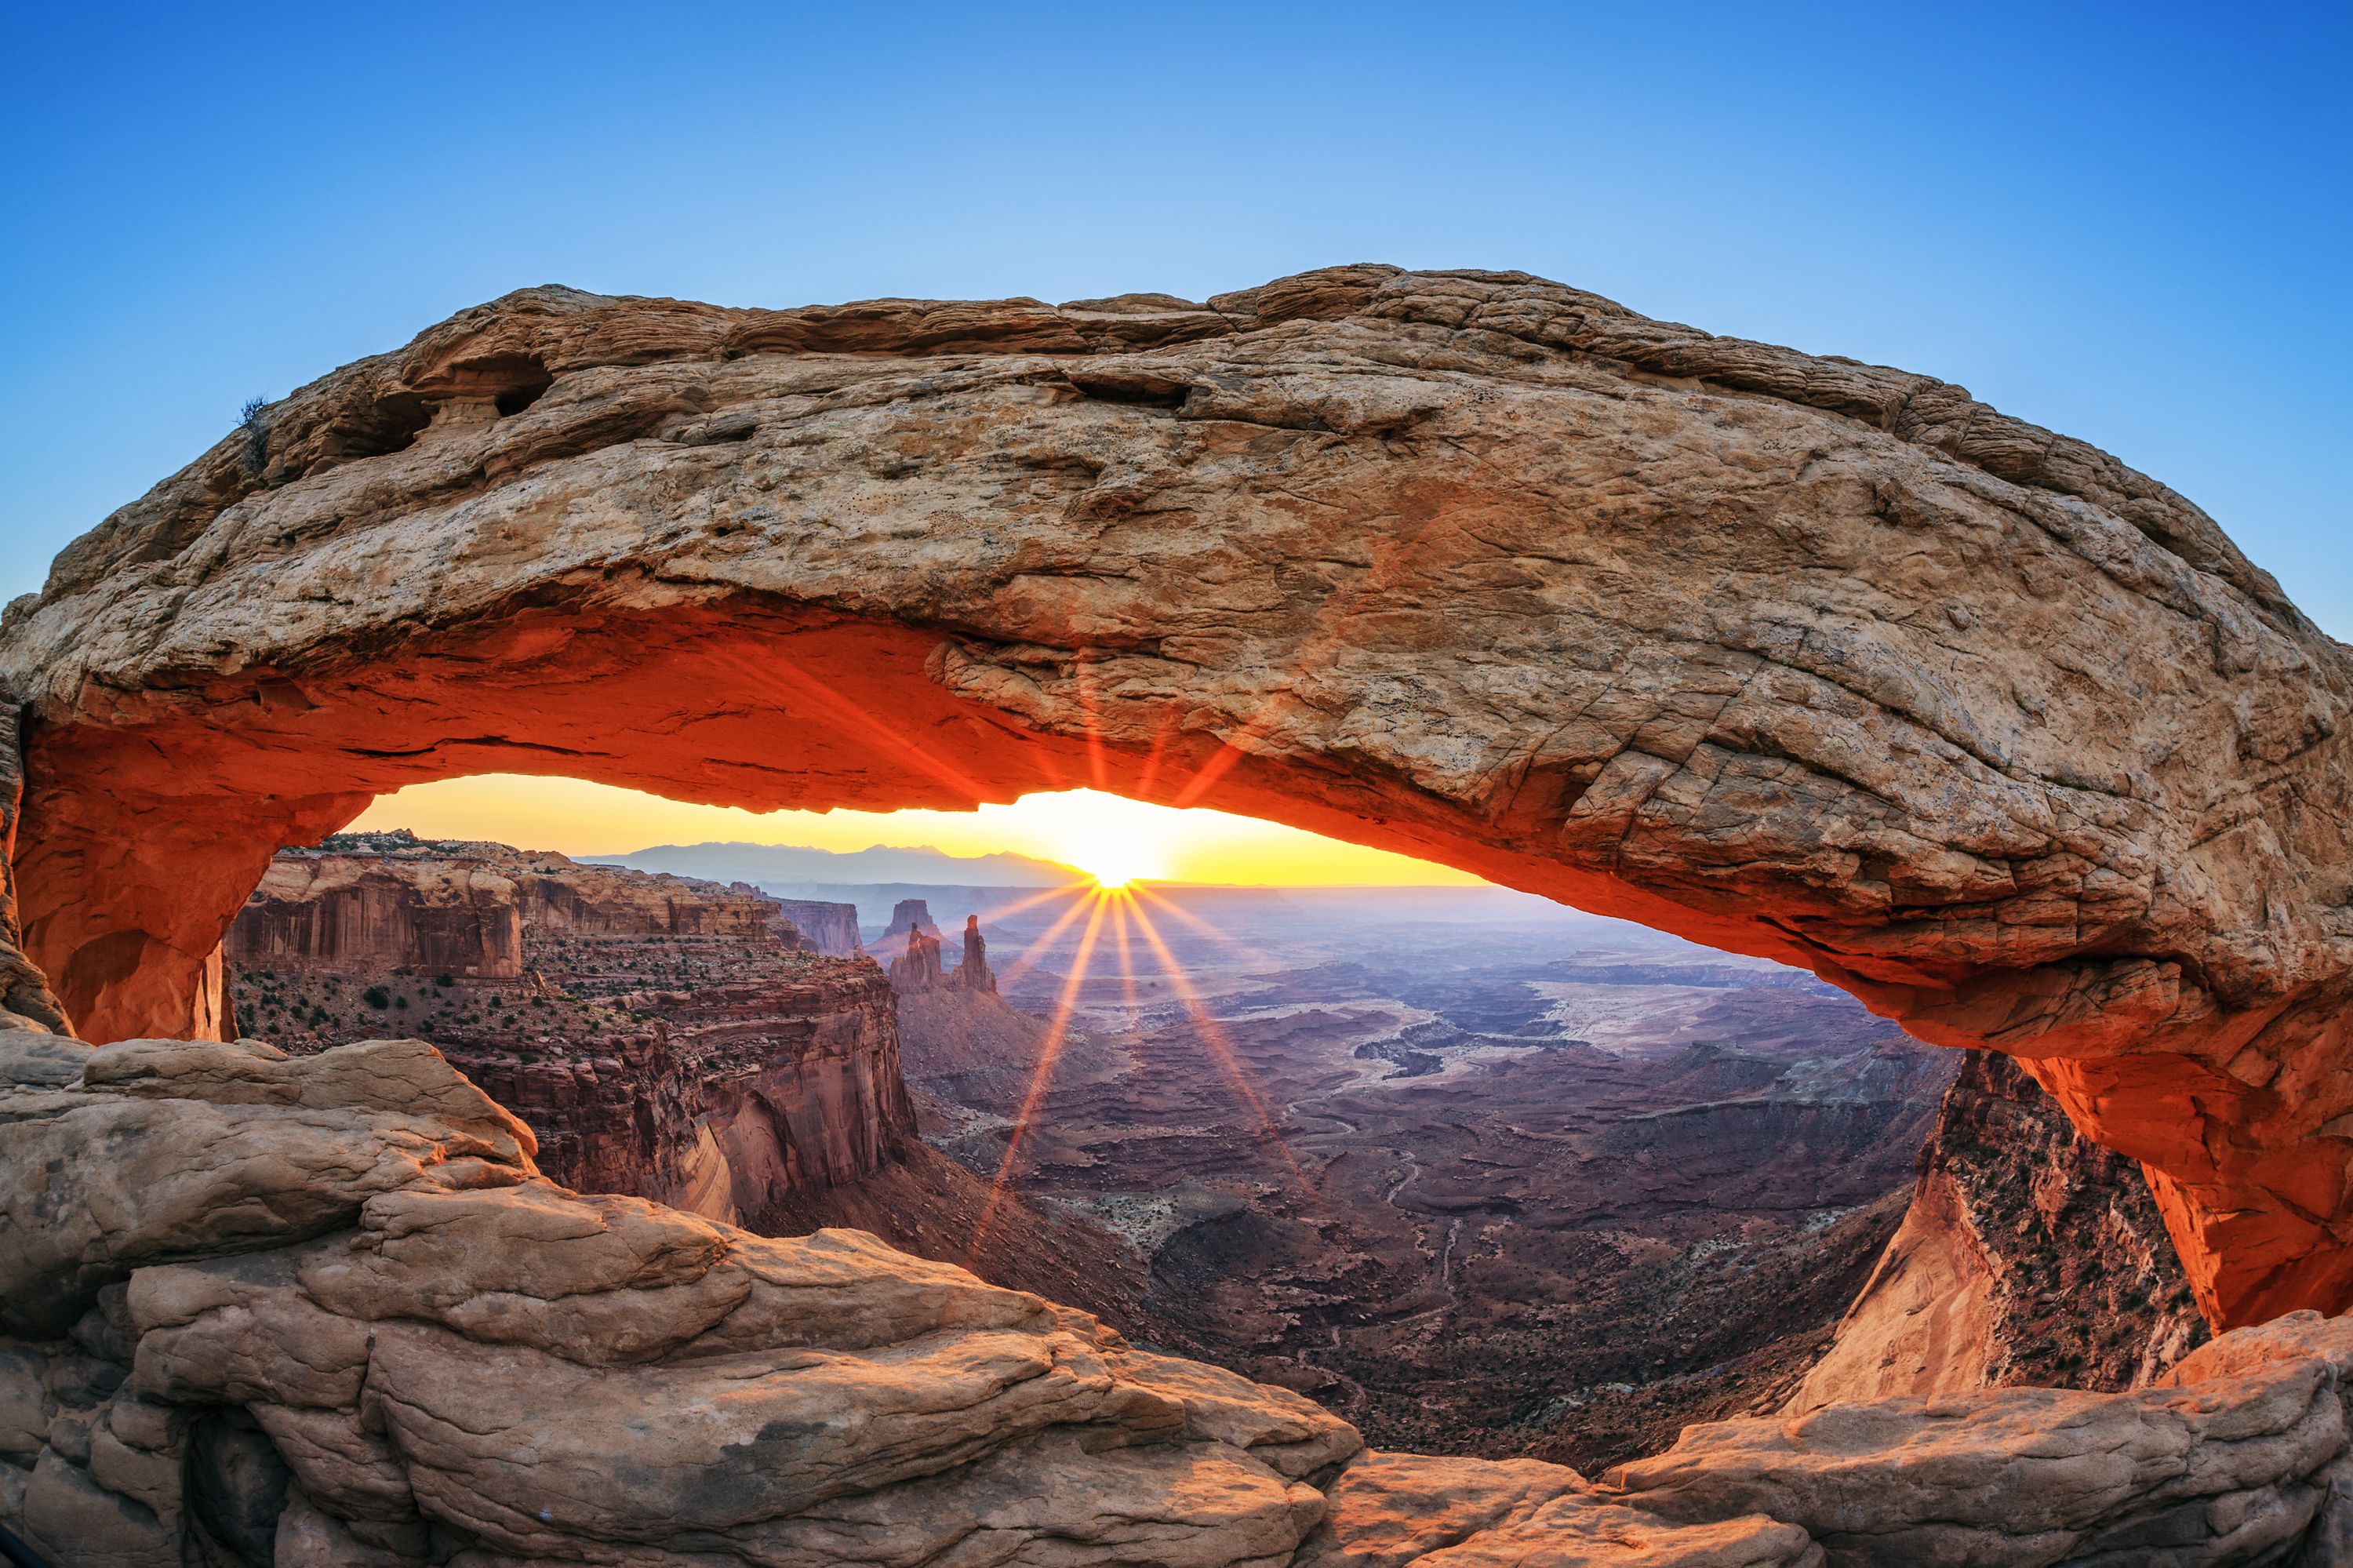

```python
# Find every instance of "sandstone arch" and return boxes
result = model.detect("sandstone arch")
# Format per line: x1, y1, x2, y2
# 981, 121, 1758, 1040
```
2, 266, 2348, 1332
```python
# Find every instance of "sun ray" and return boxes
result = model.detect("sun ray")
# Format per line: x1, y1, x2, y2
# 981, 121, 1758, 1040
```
1075, 647, 1111, 794
1131, 710, 1184, 806
1109, 892, 1145, 1035
972, 882, 1093, 928
991, 888, 1100, 994
1133, 883, 1264, 962
1124, 897, 1322, 1212
969, 893, 1111, 1261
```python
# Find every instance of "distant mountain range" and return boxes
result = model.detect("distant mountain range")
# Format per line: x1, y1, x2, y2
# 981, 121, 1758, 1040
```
594, 841, 1083, 888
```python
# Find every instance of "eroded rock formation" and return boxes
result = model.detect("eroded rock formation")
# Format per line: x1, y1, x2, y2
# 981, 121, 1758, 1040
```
888, 908, 997, 998
773, 898, 865, 958
226, 836, 907, 1221
2, 266, 2348, 1326
1791, 1050, 2209, 1411
9, 1031, 2353, 1566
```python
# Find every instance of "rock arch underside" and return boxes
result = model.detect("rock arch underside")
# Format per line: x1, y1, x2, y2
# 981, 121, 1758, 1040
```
6, 266, 2353, 1566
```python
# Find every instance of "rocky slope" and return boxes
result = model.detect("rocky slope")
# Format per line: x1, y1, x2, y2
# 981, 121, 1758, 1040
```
7, 1030, 2353, 1567
6, 268, 2350, 1327
1790, 1050, 2210, 1410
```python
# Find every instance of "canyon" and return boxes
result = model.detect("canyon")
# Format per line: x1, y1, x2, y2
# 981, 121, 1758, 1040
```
222, 839, 2213, 1477
886, 884, 2210, 1472
224, 835, 1158, 1333
2, 264, 2351, 1563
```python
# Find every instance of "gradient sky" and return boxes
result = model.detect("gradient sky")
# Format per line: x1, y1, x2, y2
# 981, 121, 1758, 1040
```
9, 3, 2347, 882
346, 779, 1484, 886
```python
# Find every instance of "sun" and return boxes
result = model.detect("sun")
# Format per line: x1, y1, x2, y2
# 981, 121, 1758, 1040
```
1051, 795, 1169, 890
1079, 857, 1144, 891
1067, 839, 1155, 890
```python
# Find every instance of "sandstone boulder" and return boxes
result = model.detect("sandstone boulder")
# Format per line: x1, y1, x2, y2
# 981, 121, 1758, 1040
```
1610, 1312, 2353, 1565
1, 1034, 1359, 1566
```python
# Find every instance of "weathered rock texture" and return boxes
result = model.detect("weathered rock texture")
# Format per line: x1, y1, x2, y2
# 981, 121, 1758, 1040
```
449, 959, 914, 1224
888, 907, 996, 998
3, 266, 2349, 1327
9, 1031, 2353, 1566
1791, 1050, 2210, 1410
230, 848, 525, 981
226, 836, 908, 1219
773, 897, 865, 958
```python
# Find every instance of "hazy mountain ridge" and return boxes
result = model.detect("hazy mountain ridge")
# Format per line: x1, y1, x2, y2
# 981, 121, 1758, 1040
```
597, 839, 1084, 887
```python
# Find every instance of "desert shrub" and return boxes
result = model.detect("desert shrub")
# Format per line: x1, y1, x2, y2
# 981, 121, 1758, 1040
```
362, 986, 390, 1010
238, 397, 270, 477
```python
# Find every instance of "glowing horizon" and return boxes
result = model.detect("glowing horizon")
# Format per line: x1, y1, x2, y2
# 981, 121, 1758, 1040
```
344, 775, 1487, 889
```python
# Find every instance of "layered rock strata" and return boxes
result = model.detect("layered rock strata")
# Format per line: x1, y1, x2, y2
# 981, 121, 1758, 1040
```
887, 907, 996, 997
773, 898, 865, 958
1791, 1050, 2209, 1410
4, 267, 2348, 1324
445, 961, 915, 1224
9, 1031, 2353, 1567
875, 897, 946, 962
226, 837, 909, 1217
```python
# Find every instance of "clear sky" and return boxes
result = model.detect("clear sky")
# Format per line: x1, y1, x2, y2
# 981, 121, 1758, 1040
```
9, 3, 2348, 883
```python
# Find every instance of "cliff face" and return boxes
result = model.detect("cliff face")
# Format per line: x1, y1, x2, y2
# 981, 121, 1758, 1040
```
228, 856, 524, 979
225, 834, 911, 1217
1789, 1050, 2209, 1411
228, 831, 807, 977
772, 897, 863, 957
436, 962, 912, 1224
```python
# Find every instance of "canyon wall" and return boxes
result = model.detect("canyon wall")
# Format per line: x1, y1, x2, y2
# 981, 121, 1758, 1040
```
225, 835, 911, 1221
772, 897, 864, 957
438, 962, 911, 1224
1791, 1050, 2210, 1410
230, 851, 525, 980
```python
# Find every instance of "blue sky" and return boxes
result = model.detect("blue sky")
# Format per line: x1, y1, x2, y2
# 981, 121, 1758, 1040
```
5, 3, 2348, 633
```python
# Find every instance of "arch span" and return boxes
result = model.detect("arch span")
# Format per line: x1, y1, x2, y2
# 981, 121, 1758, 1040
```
3, 265, 2349, 1331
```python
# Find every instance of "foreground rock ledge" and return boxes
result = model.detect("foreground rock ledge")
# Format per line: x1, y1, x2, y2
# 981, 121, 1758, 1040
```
6, 1035, 2353, 1566
2, 266, 2348, 1329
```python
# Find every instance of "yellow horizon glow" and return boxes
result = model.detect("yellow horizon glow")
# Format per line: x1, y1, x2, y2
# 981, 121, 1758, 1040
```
343, 775, 1488, 888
